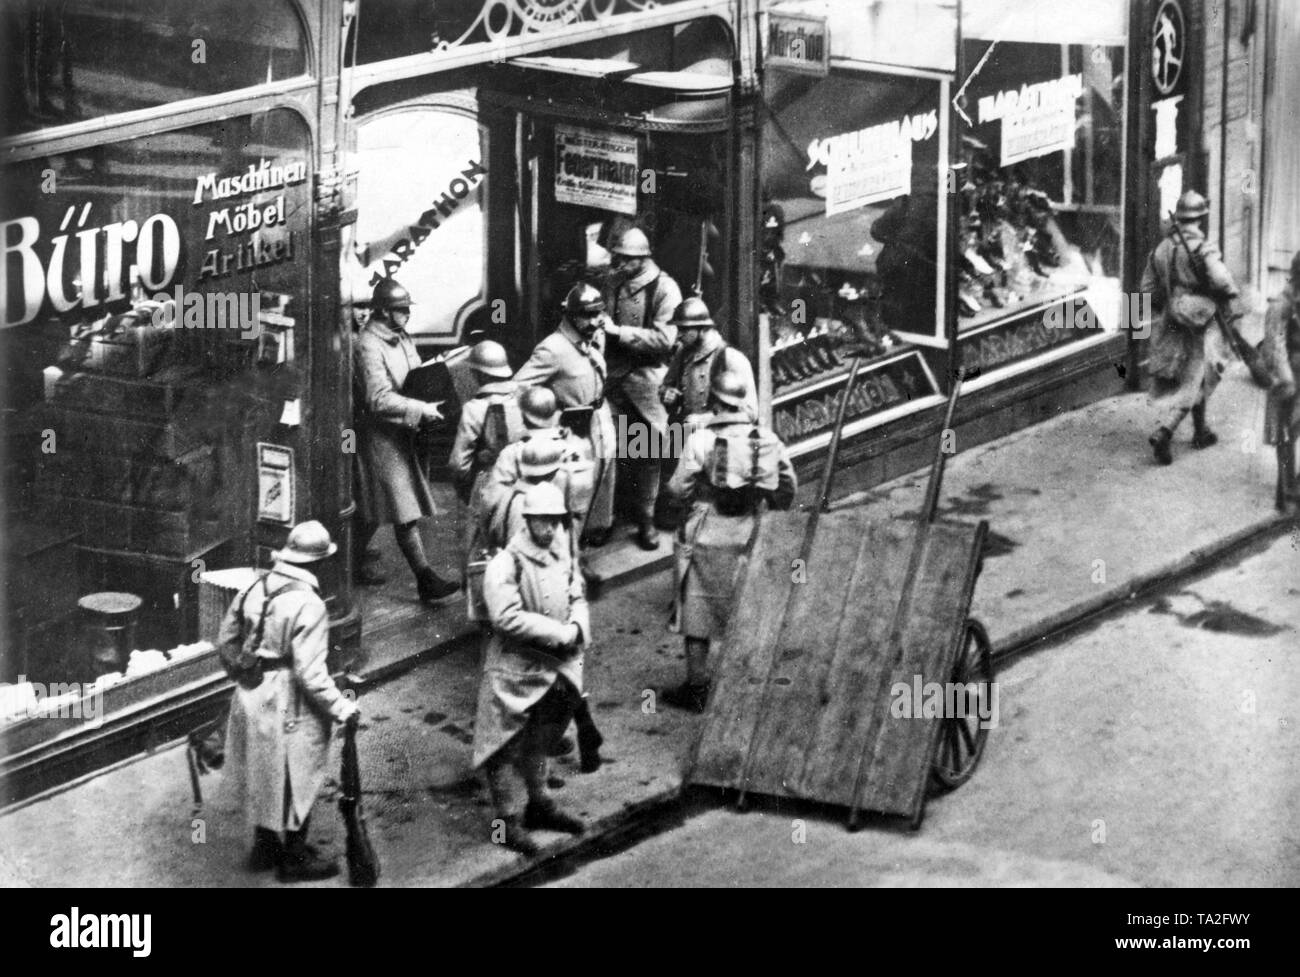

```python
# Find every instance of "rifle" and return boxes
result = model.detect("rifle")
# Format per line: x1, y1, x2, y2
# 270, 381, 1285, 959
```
339, 719, 380, 887
1278, 394, 1296, 512
1166, 214, 1272, 387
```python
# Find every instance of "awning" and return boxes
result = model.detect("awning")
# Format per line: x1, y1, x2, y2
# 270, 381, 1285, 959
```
963, 0, 1128, 45
491, 58, 733, 131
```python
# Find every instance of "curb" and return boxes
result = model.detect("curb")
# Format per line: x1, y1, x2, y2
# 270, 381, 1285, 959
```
460, 783, 686, 888
992, 511, 1296, 666
467, 509, 1297, 888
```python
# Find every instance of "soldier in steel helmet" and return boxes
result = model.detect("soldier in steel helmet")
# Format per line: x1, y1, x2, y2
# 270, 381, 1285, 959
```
661, 371, 796, 712
473, 481, 589, 855
513, 282, 616, 546
1141, 190, 1241, 465
603, 225, 684, 550
489, 386, 596, 548
220, 521, 360, 882
487, 439, 569, 550
353, 278, 459, 601
449, 340, 526, 570
1260, 250, 1300, 506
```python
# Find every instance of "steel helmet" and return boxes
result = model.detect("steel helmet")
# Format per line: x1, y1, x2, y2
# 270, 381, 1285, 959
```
710, 369, 749, 409
563, 282, 606, 316
520, 386, 561, 427
275, 520, 338, 564
669, 296, 715, 329
520, 439, 564, 478
610, 226, 652, 257
468, 340, 511, 378
1174, 190, 1210, 222
371, 278, 414, 310
521, 480, 568, 517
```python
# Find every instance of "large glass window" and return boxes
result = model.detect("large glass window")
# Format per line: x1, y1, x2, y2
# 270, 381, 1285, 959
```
2, 108, 313, 679
956, 39, 1125, 332
762, 68, 943, 395
353, 106, 488, 342
2, 0, 309, 138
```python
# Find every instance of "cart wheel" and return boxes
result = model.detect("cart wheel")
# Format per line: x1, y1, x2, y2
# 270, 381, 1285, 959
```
931, 618, 994, 791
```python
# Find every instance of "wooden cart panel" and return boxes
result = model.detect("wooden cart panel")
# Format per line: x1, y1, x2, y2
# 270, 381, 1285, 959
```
689, 506, 987, 821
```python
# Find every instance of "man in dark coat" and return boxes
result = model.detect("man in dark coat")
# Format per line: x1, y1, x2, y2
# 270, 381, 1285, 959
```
353, 278, 459, 601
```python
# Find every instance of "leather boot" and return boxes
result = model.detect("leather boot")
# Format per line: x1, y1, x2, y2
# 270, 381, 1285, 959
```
277, 827, 339, 883
247, 828, 282, 872
417, 567, 459, 602
500, 816, 541, 856
661, 682, 710, 713
355, 561, 388, 586
1149, 426, 1174, 465
636, 522, 661, 551
524, 799, 585, 835
575, 700, 604, 773
1191, 402, 1218, 448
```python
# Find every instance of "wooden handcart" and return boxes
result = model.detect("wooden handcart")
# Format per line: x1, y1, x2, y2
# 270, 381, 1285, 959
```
685, 360, 994, 829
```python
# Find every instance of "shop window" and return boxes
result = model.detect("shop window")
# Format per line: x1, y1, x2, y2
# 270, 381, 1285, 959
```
957, 40, 1126, 332
2, 0, 309, 138
762, 68, 943, 398
353, 106, 488, 342
2, 108, 313, 677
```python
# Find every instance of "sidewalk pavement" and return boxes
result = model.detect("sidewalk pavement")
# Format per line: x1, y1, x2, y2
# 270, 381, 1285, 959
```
0, 360, 1292, 887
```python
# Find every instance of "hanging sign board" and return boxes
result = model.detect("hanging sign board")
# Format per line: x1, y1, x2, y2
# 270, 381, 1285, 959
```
554, 125, 639, 216
977, 74, 1086, 166
767, 12, 829, 76
257, 442, 295, 525
808, 111, 936, 216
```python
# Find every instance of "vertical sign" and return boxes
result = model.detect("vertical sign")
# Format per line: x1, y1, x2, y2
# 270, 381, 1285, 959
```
257, 443, 295, 525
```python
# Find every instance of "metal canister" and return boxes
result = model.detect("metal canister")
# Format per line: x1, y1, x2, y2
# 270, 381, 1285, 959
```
78, 592, 143, 677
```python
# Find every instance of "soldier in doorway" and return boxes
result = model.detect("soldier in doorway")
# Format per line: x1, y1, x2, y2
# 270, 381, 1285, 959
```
353, 278, 459, 600
602, 226, 683, 549
448, 340, 525, 572
1141, 190, 1241, 465
661, 371, 797, 712
513, 283, 616, 546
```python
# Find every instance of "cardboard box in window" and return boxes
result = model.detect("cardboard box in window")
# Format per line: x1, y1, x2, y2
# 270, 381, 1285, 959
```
87, 316, 171, 378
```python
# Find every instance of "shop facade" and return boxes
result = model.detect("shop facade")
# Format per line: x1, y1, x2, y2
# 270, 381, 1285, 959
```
755, 0, 1139, 484
1, 0, 355, 804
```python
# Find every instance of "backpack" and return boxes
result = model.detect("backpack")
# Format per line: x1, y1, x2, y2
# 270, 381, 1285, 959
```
218, 577, 300, 690
707, 425, 782, 515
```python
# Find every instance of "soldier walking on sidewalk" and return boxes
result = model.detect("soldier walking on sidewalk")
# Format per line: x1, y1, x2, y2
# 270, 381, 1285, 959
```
1261, 250, 1300, 506
472, 482, 590, 855
1141, 190, 1242, 465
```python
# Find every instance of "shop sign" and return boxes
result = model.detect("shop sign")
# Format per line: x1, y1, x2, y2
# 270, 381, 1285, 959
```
2, 154, 308, 329
554, 125, 639, 216
959, 295, 1102, 373
977, 74, 1085, 167
1151, 0, 1185, 97
807, 111, 937, 217
772, 351, 936, 445
767, 12, 829, 76
257, 443, 295, 525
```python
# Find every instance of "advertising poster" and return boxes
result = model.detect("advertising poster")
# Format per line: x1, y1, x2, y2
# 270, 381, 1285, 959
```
554, 124, 639, 216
